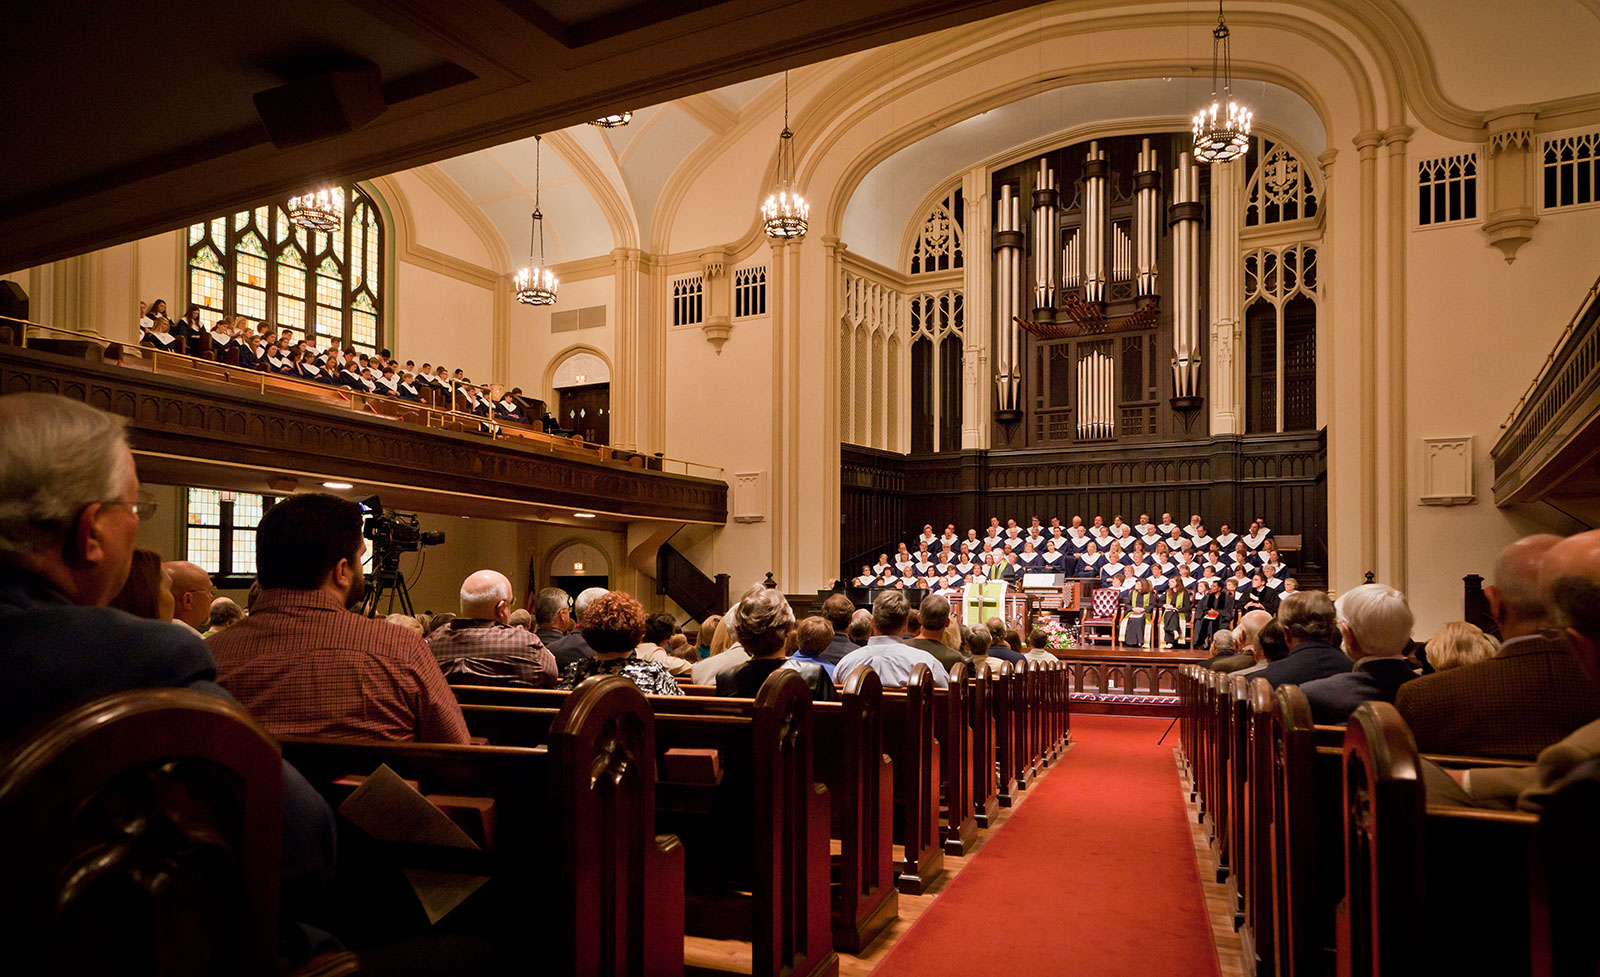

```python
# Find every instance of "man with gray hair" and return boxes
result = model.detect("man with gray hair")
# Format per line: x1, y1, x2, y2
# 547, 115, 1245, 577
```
833, 589, 950, 688
1399, 533, 1600, 759
428, 569, 558, 687
1261, 590, 1351, 687
532, 586, 573, 648
1299, 583, 1418, 722
0, 394, 337, 960
1219, 610, 1275, 675
1427, 529, 1600, 811
547, 585, 608, 668
716, 588, 835, 701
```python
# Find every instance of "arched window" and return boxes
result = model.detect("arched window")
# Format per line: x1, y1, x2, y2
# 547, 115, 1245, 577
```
909, 187, 964, 274
186, 185, 386, 353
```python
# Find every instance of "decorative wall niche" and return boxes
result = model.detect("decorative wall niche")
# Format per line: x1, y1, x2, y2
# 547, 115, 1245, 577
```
1420, 436, 1476, 506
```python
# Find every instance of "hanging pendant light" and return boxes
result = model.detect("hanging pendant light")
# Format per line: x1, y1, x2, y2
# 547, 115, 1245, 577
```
761, 71, 809, 240
514, 135, 558, 306
1192, 0, 1253, 164
287, 186, 345, 232
588, 112, 632, 128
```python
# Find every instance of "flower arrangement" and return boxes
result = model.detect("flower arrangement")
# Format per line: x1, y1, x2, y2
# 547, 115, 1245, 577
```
1033, 614, 1081, 651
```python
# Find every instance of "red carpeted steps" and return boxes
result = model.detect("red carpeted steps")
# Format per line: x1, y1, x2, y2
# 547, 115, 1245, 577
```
870, 715, 1221, 977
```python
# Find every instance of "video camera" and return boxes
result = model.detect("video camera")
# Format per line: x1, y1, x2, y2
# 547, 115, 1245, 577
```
357, 495, 445, 561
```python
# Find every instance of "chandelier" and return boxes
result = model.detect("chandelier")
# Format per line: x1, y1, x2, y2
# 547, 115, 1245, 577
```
1192, 0, 1253, 164
588, 112, 632, 128
761, 71, 808, 240
514, 135, 558, 306
286, 186, 345, 232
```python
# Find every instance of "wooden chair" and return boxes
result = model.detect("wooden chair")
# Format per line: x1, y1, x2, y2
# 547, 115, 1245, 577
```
1080, 587, 1120, 645
0, 688, 360, 977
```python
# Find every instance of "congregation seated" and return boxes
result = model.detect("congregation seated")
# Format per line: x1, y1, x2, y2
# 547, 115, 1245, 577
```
716, 588, 835, 701
690, 589, 755, 685
546, 585, 606, 667
555, 589, 683, 694
208, 492, 471, 742
0, 393, 338, 966
901, 593, 970, 672
789, 616, 838, 680
1023, 629, 1056, 663
530, 585, 573, 649
817, 592, 861, 664
981, 616, 1025, 664
834, 590, 952, 688
1260, 590, 1350, 687
1424, 530, 1600, 812
207, 595, 245, 635
427, 568, 558, 687
1397, 533, 1600, 759
1299, 583, 1419, 723
1211, 610, 1275, 674
1423, 620, 1498, 672
633, 611, 695, 677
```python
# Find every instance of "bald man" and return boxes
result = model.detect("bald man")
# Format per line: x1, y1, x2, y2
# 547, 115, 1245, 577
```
1427, 530, 1600, 811
164, 560, 214, 633
1397, 534, 1600, 759
427, 569, 558, 687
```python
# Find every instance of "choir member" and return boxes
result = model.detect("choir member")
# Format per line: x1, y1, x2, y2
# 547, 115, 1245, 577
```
1137, 516, 1161, 547
1065, 524, 1089, 555
964, 528, 981, 549
1214, 523, 1239, 551
918, 524, 936, 547
872, 554, 891, 575
495, 390, 526, 422
1184, 514, 1204, 539
955, 555, 976, 577
1040, 540, 1066, 571
398, 373, 423, 402
1018, 541, 1040, 571
1229, 540, 1253, 570
1076, 540, 1105, 577
939, 524, 958, 549
207, 314, 235, 358
1157, 512, 1178, 535
237, 335, 264, 370
854, 567, 877, 587
1191, 524, 1213, 551
1280, 576, 1299, 599
1260, 561, 1285, 591
139, 316, 177, 350
1242, 520, 1270, 551
337, 360, 366, 391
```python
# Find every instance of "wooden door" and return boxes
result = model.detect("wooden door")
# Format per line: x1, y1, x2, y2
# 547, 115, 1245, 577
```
559, 383, 610, 445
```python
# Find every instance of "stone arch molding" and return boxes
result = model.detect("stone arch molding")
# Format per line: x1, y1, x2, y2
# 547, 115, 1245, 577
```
540, 343, 613, 407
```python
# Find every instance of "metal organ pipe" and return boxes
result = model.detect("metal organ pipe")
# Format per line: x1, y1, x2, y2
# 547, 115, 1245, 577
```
994, 184, 1024, 413
1136, 138, 1159, 298
1084, 141, 1107, 303
1169, 152, 1204, 397
1033, 159, 1057, 313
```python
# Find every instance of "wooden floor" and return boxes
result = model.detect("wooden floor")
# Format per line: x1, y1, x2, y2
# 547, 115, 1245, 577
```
1174, 749, 1249, 977
682, 745, 1068, 977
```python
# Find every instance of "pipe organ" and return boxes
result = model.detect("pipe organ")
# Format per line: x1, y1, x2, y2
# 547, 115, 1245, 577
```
1169, 152, 1203, 398
989, 131, 1219, 449
993, 183, 1023, 415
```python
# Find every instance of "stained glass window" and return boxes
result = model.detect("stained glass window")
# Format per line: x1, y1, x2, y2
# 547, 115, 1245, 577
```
185, 185, 384, 353
184, 489, 275, 584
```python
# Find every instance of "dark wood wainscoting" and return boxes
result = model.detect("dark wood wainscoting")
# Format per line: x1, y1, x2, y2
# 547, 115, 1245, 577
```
841, 430, 1326, 577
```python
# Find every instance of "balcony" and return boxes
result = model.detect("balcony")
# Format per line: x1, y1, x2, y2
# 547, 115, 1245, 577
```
1492, 274, 1600, 523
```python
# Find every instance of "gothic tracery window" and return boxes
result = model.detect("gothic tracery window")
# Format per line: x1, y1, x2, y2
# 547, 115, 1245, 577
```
186, 185, 385, 353
1243, 245, 1319, 433
1245, 137, 1319, 227
909, 187, 964, 274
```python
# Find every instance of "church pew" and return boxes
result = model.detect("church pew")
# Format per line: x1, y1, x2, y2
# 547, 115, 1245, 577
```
279, 675, 684, 977
967, 660, 1001, 828
1530, 755, 1600, 977
991, 659, 1020, 807
1339, 701, 1536, 977
456, 671, 838, 977
454, 675, 895, 954
880, 665, 946, 894
933, 662, 977, 855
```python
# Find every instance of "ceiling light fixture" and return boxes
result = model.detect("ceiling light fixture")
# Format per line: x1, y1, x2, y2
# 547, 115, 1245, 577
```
1192, 0, 1253, 164
287, 186, 345, 232
588, 112, 632, 128
321, 481, 353, 490
761, 71, 808, 240
574, 512, 597, 518
514, 134, 558, 305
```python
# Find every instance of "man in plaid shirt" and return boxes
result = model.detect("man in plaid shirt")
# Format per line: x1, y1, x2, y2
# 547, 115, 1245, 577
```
428, 569, 558, 687
209, 493, 470, 743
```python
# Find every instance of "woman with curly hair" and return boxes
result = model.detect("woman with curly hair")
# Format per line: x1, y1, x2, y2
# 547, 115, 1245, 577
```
555, 590, 683, 695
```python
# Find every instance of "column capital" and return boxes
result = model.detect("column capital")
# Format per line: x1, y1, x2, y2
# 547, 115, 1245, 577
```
1317, 147, 1339, 175
1381, 124, 1415, 147
1352, 129, 1384, 156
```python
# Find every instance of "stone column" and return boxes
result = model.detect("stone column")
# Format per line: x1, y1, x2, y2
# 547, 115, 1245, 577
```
962, 166, 992, 449
1207, 155, 1245, 433
1381, 124, 1414, 590
610, 247, 642, 451
1353, 130, 1384, 581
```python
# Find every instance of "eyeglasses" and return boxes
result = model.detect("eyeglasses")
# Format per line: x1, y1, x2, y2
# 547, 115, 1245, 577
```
100, 491, 159, 518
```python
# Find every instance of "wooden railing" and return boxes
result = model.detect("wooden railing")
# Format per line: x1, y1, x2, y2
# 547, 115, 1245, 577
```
1492, 273, 1600, 504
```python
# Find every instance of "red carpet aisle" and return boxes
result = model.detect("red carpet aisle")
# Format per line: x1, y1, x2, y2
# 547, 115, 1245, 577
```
871, 715, 1221, 977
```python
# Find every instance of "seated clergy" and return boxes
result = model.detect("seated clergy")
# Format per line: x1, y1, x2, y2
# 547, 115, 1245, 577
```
1240, 571, 1280, 615
1299, 584, 1418, 723
834, 590, 951, 688
427, 569, 559, 687
717, 588, 835, 701
1119, 579, 1157, 647
209, 493, 471, 742
556, 591, 683, 695
1260, 590, 1351, 687
0, 394, 337, 964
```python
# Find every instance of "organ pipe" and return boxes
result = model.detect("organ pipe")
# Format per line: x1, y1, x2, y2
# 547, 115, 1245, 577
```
1169, 152, 1203, 397
1032, 159, 1057, 312
1136, 138, 1160, 297
1113, 222, 1133, 283
994, 184, 1024, 413
1062, 228, 1081, 288
1076, 350, 1114, 439
1083, 141, 1107, 303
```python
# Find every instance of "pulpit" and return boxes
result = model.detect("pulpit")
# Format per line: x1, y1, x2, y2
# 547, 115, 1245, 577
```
963, 580, 1007, 626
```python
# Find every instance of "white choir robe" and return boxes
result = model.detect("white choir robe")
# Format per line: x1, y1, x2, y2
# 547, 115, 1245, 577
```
1148, 574, 1171, 596
1076, 554, 1105, 576
1040, 552, 1066, 571
854, 574, 877, 587
1263, 578, 1285, 592
873, 562, 891, 576
1183, 525, 1204, 539
1140, 532, 1163, 548
1214, 533, 1240, 551
1117, 577, 1138, 594
913, 561, 933, 576
894, 560, 913, 573
1090, 530, 1112, 547
1242, 531, 1270, 551
1100, 562, 1129, 585
939, 534, 958, 550
1126, 562, 1151, 579
1065, 533, 1090, 554
1191, 535, 1214, 550
918, 534, 936, 548
1017, 552, 1041, 571
955, 562, 976, 578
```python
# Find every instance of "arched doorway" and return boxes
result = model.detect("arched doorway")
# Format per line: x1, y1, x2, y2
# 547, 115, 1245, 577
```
550, 350, 611, 444
541, 538, 611, 600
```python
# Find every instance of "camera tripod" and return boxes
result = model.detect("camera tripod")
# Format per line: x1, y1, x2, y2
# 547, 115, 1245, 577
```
362, 551, 415, 617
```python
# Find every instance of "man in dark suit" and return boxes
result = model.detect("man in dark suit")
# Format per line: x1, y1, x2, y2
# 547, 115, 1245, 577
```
1262, 589, 1352, 687
532, 585, 572, 650
0, 393, 337, 965
999, 551, 1022, 583
546, 585, 605, 668
1300, 583, 1419, 722
1398, 534, 1600, 759
818, 592, 861, 665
